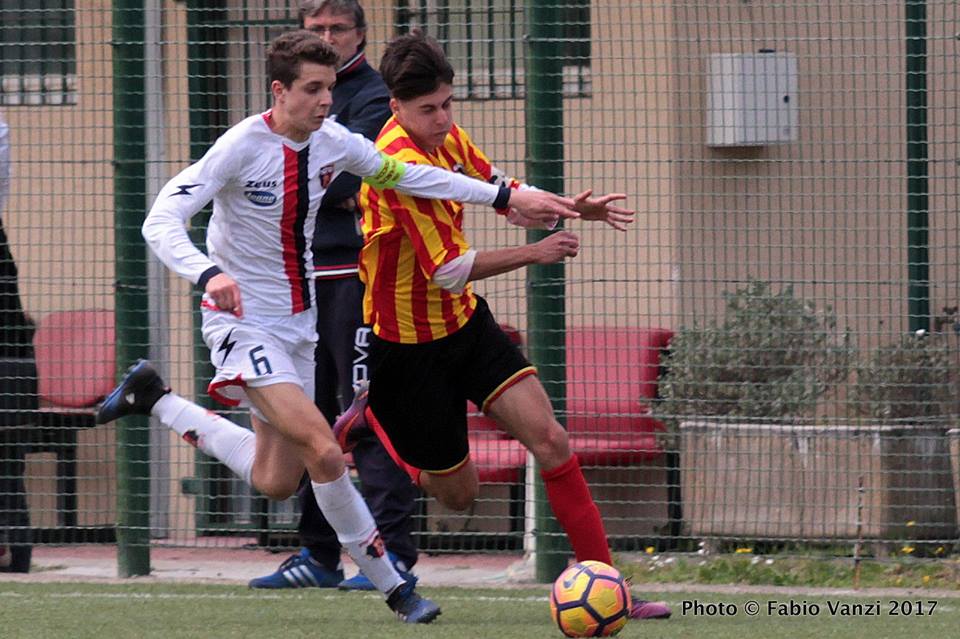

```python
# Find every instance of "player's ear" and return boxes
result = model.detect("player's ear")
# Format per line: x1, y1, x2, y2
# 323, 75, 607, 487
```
389, 97, 400, 116
270, 80, 285, 103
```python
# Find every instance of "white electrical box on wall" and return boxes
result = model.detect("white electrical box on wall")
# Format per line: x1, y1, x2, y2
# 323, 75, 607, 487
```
706, 51, 798, 147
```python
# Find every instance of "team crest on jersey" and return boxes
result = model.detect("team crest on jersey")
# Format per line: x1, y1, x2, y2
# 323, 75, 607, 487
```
319, 164, 335, 188
244, 190, 277, 207
451, 162, 465, 174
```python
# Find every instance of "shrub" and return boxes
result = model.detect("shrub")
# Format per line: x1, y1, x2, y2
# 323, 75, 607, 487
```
850, 330, 956, 422
657, 280, 852, 425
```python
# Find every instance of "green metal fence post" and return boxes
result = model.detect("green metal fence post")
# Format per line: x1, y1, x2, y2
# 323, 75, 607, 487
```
113, 0, 150, 577
526, 0, 570, 582
185, 0, 231, 533
906, 0, 929, 332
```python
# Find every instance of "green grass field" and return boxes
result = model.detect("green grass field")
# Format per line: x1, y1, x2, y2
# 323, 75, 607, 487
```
1, 583, 958, 639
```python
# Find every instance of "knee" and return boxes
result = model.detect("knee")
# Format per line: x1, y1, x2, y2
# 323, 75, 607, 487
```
432, 474, 480, 512
253, 469, 300, 501
260, 485, 296, 501
436, 483, 479, 512
530, 421, 570, 463
302, 434, 346, 481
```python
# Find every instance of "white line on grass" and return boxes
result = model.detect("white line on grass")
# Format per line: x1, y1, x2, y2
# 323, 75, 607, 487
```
2, 591, 952, 614
0, 591, 550, 603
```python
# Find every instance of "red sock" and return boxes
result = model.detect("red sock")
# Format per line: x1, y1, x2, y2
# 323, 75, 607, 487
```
365, 407, 423, 486
541, 454, 612, 565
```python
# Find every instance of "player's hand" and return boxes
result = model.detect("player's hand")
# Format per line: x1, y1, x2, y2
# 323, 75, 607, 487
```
572, 190, 635, 232
206, 272, 244, 318
508, 189, 579, 226
529, 231, 580, 264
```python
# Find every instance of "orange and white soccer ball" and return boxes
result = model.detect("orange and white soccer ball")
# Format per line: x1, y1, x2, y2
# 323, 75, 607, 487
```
549, 561, 631, 637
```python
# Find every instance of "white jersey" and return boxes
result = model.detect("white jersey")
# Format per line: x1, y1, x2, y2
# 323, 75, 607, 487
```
143, 112, 500, 316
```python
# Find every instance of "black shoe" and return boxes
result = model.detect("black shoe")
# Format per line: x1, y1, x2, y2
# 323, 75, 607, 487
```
386, 580, 441, 624
95, 359, 170, 424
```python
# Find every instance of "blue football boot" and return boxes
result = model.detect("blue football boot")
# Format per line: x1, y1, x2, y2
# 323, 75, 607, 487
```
248, 548, 344, 589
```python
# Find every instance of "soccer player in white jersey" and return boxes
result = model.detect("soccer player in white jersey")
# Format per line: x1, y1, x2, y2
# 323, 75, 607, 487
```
95, 30, 577, 623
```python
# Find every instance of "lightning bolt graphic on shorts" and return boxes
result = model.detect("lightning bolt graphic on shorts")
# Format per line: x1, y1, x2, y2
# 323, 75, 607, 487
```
217, 328, 237, 365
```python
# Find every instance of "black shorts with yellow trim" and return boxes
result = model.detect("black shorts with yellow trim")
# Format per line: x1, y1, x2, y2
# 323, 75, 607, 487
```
366, 295, 535, 472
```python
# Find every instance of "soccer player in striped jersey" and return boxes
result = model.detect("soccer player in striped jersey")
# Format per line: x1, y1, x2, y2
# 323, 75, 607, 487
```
339, 30, 670, 620
96, 30, 576, 623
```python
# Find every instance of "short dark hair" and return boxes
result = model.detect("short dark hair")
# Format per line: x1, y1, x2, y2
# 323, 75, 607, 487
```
267, 30, 340, 87
379, 30, 454, 101
298, 0, 367, 51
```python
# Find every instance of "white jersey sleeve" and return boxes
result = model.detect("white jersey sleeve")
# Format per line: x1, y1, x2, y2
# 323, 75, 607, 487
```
487, 163, 556, 229
335, 124, 500, 205
142, 135, 239, 285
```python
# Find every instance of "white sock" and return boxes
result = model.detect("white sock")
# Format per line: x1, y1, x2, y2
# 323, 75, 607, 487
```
311, 470, 404, 598
153, 394, 256, 485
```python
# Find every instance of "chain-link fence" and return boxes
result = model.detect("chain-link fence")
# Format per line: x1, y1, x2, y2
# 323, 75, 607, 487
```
1, 0, 959, 576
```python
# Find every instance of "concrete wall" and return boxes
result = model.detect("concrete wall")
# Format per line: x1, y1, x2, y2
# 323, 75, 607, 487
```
670, 0, 959, 352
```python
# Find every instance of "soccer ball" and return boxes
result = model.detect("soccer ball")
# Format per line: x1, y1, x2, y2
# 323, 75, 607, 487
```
549, 561, 631, 637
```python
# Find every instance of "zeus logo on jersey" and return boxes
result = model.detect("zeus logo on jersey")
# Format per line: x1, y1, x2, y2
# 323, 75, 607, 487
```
244, 179, 280, 206
245, 179, 279, 188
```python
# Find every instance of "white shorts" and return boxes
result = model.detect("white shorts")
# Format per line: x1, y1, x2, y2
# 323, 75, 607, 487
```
201, 306, 317, 417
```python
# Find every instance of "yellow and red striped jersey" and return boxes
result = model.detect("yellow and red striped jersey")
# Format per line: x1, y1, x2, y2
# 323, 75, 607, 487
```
360, 117, 506, 343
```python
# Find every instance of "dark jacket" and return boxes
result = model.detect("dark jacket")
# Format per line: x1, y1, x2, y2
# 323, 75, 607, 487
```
312, 53, 391, 276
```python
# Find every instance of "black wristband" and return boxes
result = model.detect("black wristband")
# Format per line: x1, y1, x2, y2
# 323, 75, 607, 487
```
492, 185, 511, 209
196, 265, 223, 291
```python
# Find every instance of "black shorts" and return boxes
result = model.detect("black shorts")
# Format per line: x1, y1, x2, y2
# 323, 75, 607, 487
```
366, 296, 535, 472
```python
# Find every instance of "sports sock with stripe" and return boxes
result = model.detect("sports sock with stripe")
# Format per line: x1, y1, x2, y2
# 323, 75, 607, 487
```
311, 469, 405, 597
152, 393, 256, 485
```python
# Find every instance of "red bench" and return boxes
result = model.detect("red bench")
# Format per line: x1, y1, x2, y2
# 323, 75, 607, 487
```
28, 309, 116, 539
467, 326, 674, 481
565, 327, 673, 466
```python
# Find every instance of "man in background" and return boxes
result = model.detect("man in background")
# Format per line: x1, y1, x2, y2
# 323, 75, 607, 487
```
0, 111, 38, 574
0, 111, 10, 570
0, 112, 32, 355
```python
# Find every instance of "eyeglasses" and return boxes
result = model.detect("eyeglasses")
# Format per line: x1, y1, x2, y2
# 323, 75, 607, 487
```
307, 24, 356, 37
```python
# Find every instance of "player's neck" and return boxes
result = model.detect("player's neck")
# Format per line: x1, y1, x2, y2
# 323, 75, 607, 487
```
265, 109, 312, 143
408, 133, 438, 156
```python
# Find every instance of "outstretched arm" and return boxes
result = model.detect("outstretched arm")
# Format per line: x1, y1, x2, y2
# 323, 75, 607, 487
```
485, 168, 630, 231
470, 231, 580, 280
432, 231, 580, 293
571, 189, 635, 231
382, 159, 579, 223
339, 127, 580, 222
